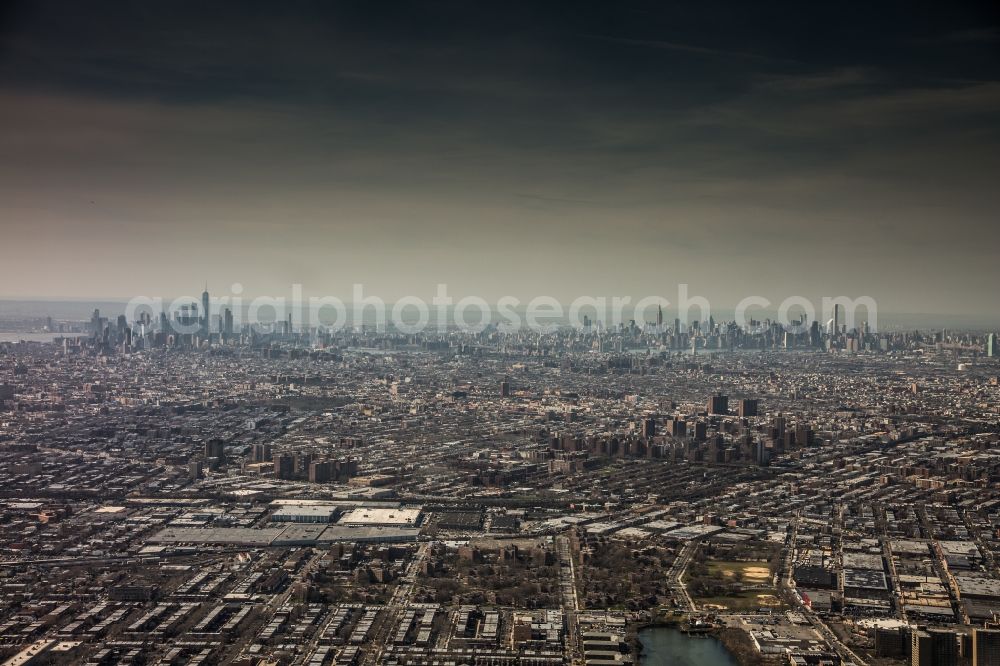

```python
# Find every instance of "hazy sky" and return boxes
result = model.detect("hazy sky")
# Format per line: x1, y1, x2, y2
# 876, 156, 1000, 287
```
1, 1, 998, 313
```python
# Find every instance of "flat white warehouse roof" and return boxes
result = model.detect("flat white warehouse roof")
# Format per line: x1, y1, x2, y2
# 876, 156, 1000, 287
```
339, 507, 422, 526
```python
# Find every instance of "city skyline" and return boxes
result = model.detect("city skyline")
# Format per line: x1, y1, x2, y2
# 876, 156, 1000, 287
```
1, 2, 999, 314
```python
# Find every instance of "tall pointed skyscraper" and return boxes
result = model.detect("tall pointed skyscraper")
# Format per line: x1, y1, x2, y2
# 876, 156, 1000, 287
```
201, 284, 210, 338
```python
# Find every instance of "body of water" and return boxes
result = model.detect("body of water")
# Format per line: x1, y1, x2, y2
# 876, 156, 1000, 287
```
0, 333, 87, 343
638, 626, 738, 666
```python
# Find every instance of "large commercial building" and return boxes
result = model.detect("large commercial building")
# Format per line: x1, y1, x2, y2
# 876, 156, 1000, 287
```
271, 504, 339, 523
339, 507, 423, 527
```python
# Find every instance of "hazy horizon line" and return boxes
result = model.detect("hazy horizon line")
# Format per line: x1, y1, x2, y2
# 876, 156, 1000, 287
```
0, 296, 996, 323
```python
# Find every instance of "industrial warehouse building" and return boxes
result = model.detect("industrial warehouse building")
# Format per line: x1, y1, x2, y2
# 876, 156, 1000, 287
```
270, 504, 340, 523
338, 507, 423, 527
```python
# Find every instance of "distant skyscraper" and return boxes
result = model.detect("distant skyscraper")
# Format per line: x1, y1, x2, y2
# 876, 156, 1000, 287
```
988, 333, 997, 358
809, 320, 820, 347
201, 284, 210, 336
656, 305, 663, 328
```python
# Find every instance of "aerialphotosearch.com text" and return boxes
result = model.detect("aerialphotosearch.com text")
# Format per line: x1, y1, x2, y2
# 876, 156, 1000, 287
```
125, 283, 877, 336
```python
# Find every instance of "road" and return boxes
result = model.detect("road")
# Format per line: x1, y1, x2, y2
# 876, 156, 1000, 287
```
390, 541, 431, 606
666, 541, 697, 612
556, 534, 582, 665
